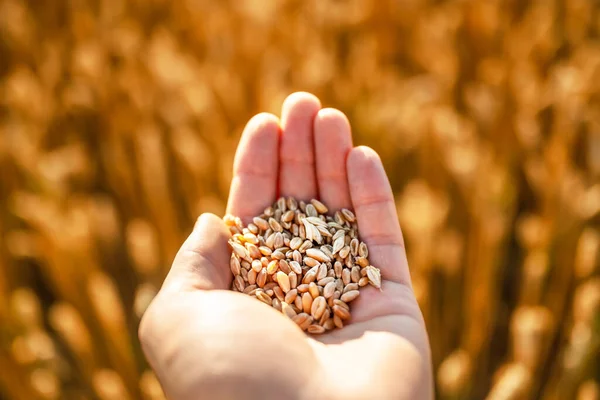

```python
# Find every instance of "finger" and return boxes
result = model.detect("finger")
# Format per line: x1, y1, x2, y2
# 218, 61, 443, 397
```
162, 213, 232, 292
347, 146, 411, 286
227, 113, 280, 223
314, 108, 353, 211
279, 92, 321, 200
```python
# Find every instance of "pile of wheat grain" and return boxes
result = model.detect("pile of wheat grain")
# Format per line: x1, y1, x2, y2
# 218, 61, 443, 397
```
225, 197, 381, 334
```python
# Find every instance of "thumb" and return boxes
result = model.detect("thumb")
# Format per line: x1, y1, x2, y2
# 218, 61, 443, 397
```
161, 213, 232, 293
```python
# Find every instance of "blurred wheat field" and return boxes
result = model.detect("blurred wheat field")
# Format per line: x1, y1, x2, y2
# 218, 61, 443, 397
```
0, 0, 599, 399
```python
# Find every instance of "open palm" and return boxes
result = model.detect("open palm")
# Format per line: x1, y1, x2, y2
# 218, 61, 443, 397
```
139, 93, 433, 400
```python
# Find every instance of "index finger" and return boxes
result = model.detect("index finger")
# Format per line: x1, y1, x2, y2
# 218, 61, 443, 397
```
226, 113, 280, 224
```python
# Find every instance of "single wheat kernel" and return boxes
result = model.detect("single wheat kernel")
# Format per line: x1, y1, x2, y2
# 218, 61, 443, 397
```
316, 227, 332, 241
257, 268, 267, 287
358, 242, 369, 258
308, 282, 320, 299
243, 285, 257, 295
333, 236, 345, 254
365, 265, 382, 289
251, 259, 263, 272
323, 281, 336, 298
319, 308, 331, 325
248, 223, 259, 234
318, 277, 335, 287
306, 248, 331, 262
290, 237, 303, 250
333, 314, 344, 328
316, 263, 328, 280
333, 299, 350, 310
350, 238, 359, 256
339, 245, 351, 259
276, 197, 287, 211
307, 324, 325, 334
292, 312, 309, 326
302, 270, 317, 284
241, 260, 251, 270
305, 204, 318, 217
234, 275, 245, 292
356, 256, 369, 268
300, 315, 313, 331
224, 215, 237, 226
287, 197, 298, 211
323, 318, 336, 331
282, 302, 296, 319
342, 269, 351, 285
230, 256, 241, 275
304, 257, 319, 267
311, 296, 327, 320
276, 271, 291, 293
247, 243, 261, 259
288, 272, 298, 289
273, 286, 285, 302
274, 232, 284, 248
244, 233, 259, 244
285, 289, 298, 304
302, 292, 313, 314
294, 294, 304, 310
310, 199, 328, 214
344, 283, 359, 293
265, 233, 276, 249
248, 269, 257, 285
268, 218, 282, 233
258, 246, 272, 256
327, 296, 335, 308
279, 259, 291, 274
297, 284, 309, 293
340, 290, 360, 302
231, 242, 249, 260
267, 260, 279, 275
289, 260, 302, 274
256, 291, 272, 306
334, 261, 343, 278
333, 305, 351, 320
253, 217, 269, 230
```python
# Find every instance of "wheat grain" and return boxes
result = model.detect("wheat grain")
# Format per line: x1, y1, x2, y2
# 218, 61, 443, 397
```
307, 324, 325, 334
308, 282, 320, 299
340, 290, 360, 303
227, 197, 382, 334
302, 292, 313, 314
365, 265, 382, 289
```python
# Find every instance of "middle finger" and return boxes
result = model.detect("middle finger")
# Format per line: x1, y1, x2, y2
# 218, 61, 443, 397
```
279, 92, 321, 201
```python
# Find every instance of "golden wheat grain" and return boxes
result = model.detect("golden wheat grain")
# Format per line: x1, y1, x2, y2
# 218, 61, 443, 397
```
226, 197, 382, 333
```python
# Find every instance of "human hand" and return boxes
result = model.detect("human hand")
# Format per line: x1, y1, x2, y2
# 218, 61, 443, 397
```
139, 93, 433, 400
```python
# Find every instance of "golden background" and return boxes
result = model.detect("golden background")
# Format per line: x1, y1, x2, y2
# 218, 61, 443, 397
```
0, 0, 599, 399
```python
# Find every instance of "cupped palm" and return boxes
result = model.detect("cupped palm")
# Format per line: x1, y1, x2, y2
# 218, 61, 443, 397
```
139, 93, 433, 400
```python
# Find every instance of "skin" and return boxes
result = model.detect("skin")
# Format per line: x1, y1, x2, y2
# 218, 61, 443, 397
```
139, 92, 434, 400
